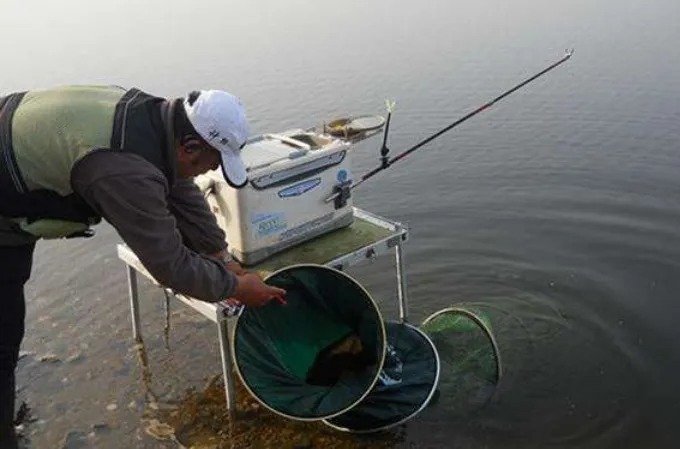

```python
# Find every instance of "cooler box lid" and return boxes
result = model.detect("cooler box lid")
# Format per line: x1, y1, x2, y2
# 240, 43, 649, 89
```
243, 130, 346, 174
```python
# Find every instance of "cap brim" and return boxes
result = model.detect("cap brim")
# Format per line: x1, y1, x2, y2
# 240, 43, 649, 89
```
220, 149, 248, 189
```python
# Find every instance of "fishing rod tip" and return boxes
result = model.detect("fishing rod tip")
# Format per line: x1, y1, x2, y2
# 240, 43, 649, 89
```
565, 48, 575, 57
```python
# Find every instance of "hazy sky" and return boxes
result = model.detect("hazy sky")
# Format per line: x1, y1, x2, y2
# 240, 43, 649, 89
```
2, 0, 678, 115
1, 0, 592, 94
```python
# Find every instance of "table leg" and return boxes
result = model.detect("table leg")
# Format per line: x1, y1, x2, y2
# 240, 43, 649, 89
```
127, 265, 143, 343
217, 319, 235, 411
396, 242, 409, 323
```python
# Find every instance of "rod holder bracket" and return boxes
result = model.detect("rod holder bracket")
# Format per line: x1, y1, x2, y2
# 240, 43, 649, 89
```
333, 180, 352, 210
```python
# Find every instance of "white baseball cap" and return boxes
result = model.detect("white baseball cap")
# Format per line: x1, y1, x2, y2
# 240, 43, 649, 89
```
183, 90, 250, 188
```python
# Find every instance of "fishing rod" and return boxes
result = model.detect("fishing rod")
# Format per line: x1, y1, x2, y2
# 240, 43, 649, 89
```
326, 49, 574, 203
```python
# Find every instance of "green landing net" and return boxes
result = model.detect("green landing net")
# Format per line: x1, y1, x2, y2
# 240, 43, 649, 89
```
323, 321, 441, 433
232, 264, 387, 421
420, 307, 501, 415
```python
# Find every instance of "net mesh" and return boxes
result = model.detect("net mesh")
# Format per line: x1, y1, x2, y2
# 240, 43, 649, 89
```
420, 308, 500, 415
324, 321, 440, 433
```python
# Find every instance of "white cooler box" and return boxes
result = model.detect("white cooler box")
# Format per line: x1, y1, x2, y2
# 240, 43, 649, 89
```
194, 129, 356, 265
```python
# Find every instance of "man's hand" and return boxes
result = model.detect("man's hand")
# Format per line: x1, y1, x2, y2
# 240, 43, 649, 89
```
231, 273, 286, 307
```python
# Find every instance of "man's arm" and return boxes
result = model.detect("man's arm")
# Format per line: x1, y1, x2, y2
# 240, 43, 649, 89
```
71, 151, 237, 302
168, 178, 246, 274
167, 177, 226, 255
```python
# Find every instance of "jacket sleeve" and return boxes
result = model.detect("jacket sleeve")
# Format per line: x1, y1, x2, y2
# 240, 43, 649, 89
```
167, 177, 228, 256
71, 151, 237, 302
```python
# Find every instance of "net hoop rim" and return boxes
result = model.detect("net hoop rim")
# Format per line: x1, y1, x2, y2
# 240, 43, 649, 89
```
322, 320, 441, 433
231, 263, 388, 421
421, 306, 504, 393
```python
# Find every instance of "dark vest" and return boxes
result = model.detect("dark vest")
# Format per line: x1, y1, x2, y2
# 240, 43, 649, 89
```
0, 85, 176, 239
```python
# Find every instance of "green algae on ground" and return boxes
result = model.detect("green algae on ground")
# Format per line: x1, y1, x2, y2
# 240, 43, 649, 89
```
160, 375, 404, 449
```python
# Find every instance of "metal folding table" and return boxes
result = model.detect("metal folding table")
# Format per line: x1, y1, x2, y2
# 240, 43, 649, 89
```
117, 207, 409, 411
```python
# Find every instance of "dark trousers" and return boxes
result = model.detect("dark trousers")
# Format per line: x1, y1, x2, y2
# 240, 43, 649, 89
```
0, 244, 35, 448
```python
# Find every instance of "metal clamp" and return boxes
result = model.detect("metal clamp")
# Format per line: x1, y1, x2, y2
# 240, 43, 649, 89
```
333, 180, 352, 210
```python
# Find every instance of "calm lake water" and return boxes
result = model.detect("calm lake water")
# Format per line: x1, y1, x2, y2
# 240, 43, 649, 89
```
3, 0, 680, 447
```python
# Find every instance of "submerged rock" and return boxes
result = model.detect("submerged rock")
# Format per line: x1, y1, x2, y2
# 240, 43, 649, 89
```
38, 354, 61, 363
66, 352, 84, 363
90, 423, 111, 435
144, 419, 176, 441
59, 430, 88, 449
18, 351, 35, 361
